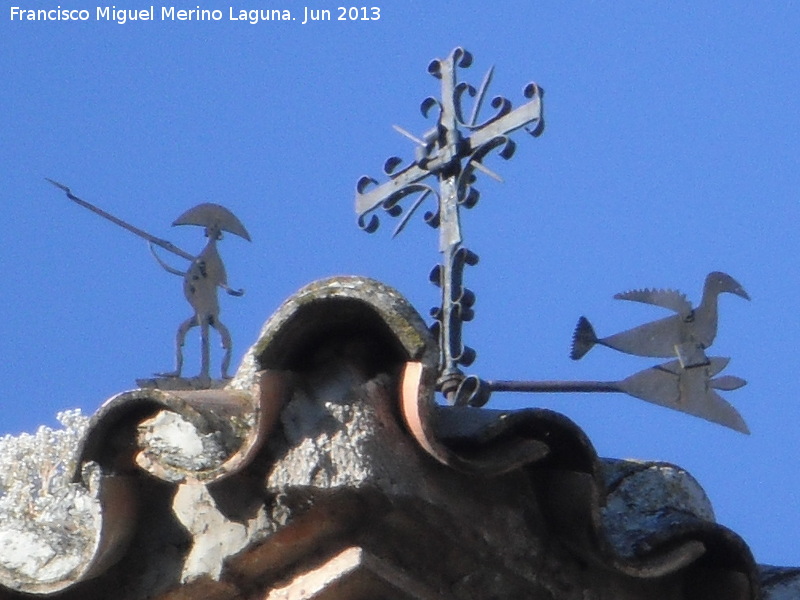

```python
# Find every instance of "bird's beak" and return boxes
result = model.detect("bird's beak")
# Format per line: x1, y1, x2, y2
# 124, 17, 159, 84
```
734, 286, 751, 301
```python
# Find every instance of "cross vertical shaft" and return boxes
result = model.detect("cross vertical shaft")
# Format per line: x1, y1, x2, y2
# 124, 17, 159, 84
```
435, 53, 466, 400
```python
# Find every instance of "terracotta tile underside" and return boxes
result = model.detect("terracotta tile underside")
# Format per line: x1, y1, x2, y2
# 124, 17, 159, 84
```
264, 546, 451, 600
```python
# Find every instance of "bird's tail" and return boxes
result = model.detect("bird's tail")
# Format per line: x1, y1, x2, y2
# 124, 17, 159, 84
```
570, 316, 597, 360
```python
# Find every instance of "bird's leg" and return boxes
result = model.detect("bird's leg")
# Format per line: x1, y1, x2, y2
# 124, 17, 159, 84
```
156, 316, 196, 378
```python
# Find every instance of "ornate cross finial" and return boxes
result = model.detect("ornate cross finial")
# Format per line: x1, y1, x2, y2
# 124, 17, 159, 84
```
354, 48, 750, 434
355, 47, 544, 405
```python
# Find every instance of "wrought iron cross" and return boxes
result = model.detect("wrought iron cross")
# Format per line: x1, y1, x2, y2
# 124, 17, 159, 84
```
356, 47, 544, 404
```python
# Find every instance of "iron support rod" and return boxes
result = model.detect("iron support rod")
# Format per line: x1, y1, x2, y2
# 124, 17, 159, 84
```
486, 380, 622, 393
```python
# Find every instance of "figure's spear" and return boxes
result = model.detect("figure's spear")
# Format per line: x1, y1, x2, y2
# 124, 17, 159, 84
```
45, 178, 193, 261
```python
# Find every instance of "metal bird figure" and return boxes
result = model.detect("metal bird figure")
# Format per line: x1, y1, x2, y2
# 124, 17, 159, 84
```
616, 356, 749, 433
570, 271, 750, 367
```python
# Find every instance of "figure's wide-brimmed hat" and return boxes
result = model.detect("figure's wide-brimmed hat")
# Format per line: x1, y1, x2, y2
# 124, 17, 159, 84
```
173, 203, 251, 241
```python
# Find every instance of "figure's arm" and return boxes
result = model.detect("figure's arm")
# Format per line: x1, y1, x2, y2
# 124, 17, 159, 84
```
149, 242, 188, 277
220, 283, 244, 297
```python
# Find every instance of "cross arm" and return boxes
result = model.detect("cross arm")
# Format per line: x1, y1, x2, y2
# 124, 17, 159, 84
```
355, 162, 435, 228
466, 83, 544, 152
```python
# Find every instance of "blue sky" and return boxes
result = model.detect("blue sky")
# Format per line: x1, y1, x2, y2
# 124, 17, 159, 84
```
2, 2, 799, 566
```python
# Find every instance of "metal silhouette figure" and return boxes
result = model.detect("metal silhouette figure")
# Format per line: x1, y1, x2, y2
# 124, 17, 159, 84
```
46, 179, 250, 384
453, 271, 751, 433
615, 357, 749, 434
571, 271, 750, 367
150, 203, 251, 381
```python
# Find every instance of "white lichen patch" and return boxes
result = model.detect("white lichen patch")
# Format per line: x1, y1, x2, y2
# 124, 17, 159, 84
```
0, 410, 89, 519
138, 411, 228, 472
173, 483, 268, 582
0, 525, 88, 581
265, 371, 441, 505
0, 410, 99, 583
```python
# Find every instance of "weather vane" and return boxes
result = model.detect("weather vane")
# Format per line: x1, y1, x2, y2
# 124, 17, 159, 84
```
46, 179, 250, 389
354, 47, 751, 433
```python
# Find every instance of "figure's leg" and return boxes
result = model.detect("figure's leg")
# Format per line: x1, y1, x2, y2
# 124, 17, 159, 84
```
214, 320, 233, 379
157, 316, 197, 378
200, 318, 211, 380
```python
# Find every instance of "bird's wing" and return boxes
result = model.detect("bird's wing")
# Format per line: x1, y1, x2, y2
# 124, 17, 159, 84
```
621, 358, 749, 434
613, 287, 692, 315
